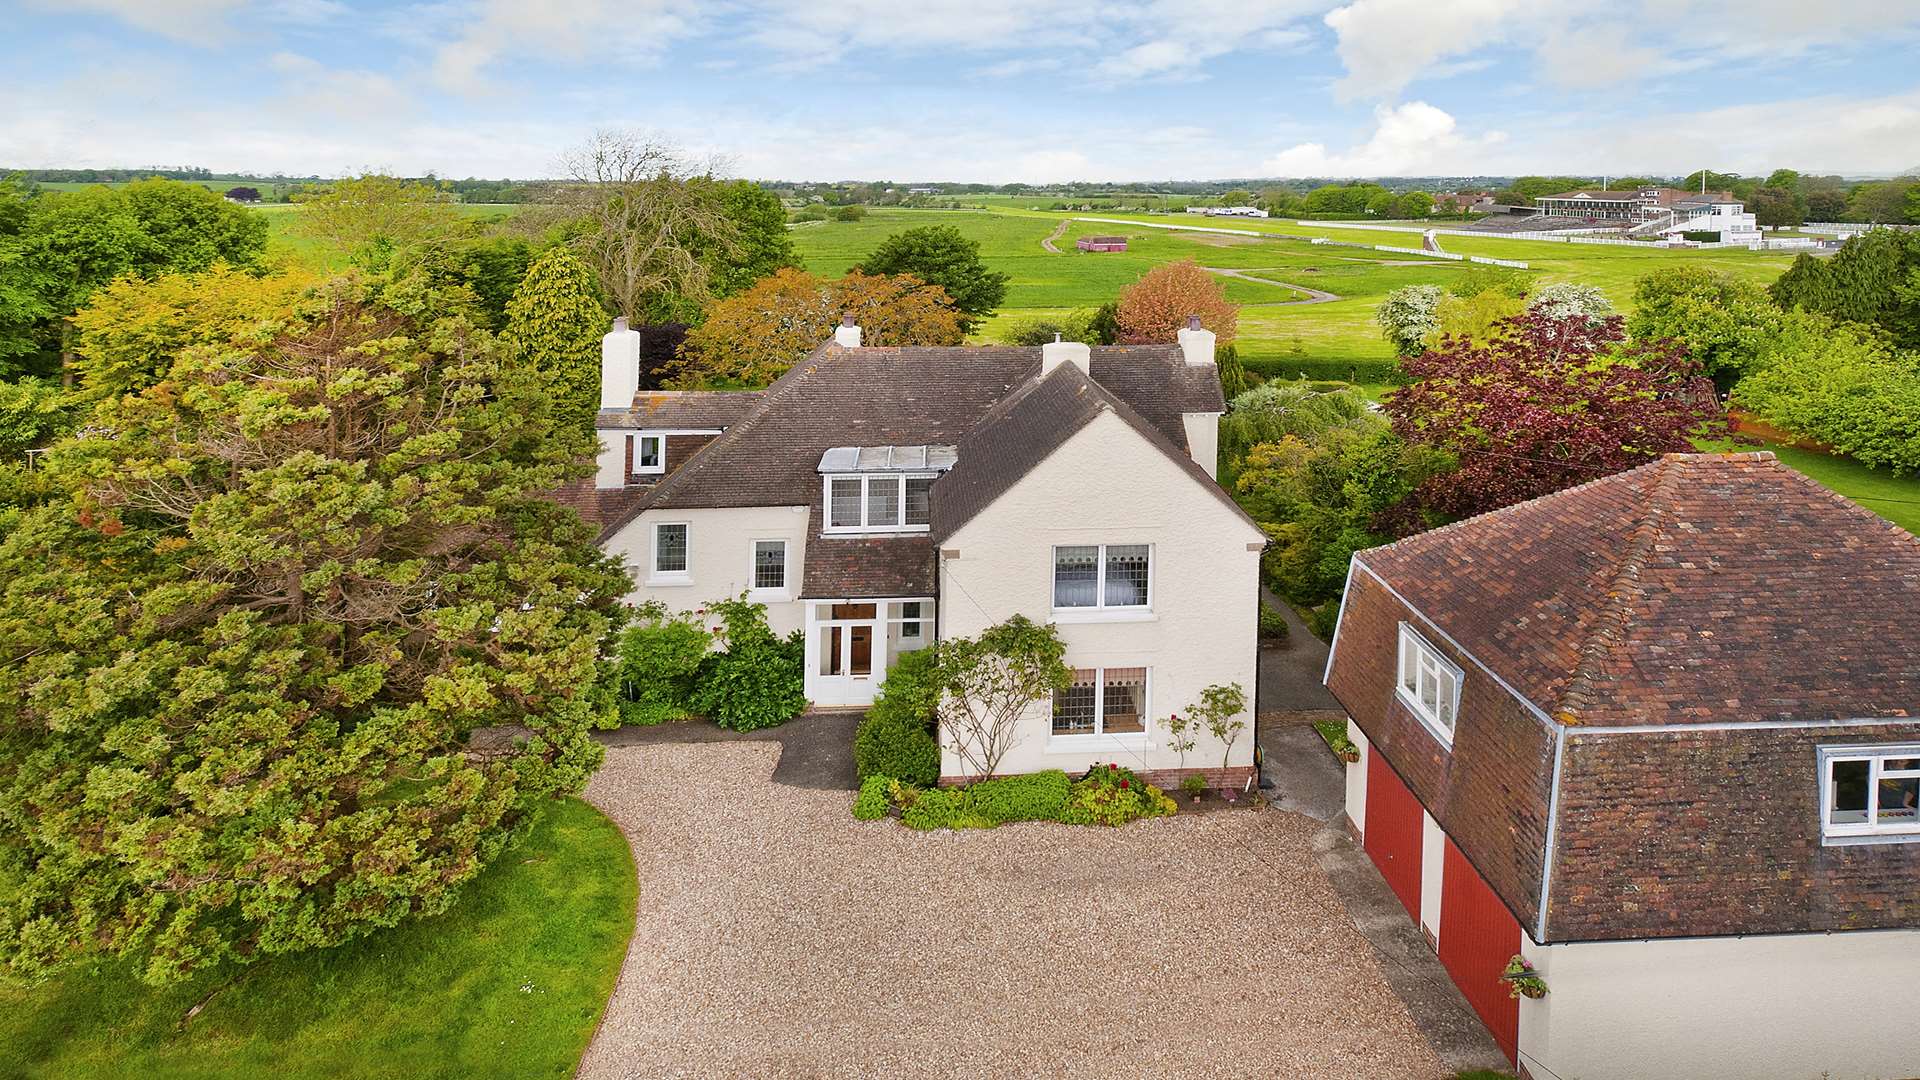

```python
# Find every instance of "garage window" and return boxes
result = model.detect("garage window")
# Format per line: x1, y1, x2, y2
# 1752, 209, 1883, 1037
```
1822, 745, 1920, 843
1397, 624, 1461, 747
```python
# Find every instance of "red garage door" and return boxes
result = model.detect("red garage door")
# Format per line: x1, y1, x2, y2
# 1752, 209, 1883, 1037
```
1438, 838, 1521, 1065
1362, 750, 1423, 921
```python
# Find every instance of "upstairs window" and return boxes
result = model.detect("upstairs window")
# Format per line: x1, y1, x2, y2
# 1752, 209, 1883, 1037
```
1396, 624, 1461, 746
752, 539, 787, 592
1822, 747, 1920, 843
822, 474, 936, 533
1053, 545, 1151, 610
652, 522, 689, 580
635, 435, 663, 474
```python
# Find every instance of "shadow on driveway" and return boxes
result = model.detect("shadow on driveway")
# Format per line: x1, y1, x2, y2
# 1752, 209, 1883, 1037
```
596, 709, 861, 791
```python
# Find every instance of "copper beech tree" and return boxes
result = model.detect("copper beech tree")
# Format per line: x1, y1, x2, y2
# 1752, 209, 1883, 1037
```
0, 276, 629, 986
1383, 311, 1723, 519
1113, 258, 1237, 345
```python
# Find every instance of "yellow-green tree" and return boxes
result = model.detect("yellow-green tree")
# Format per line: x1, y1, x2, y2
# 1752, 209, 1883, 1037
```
295, 173, 456, 267
500, 248, 608, 426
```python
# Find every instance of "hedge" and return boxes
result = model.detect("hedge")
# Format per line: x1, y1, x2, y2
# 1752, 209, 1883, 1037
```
1241, 357, 1405, 384
853, 648, 942, 786
969, 770, 1071, 824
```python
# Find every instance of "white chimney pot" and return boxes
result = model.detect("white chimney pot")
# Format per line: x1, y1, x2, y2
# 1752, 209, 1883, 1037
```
1176, 319, 1217, 367
833, 314, 862, 348
1040, 339, 1091, 375
600, 317, 642, 411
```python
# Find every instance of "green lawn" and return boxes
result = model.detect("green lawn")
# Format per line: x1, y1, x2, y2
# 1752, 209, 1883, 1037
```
0, 798, 636, 1080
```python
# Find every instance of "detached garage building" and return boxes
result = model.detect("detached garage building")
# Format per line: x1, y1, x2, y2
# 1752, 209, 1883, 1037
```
1324, 453, 1920, 1080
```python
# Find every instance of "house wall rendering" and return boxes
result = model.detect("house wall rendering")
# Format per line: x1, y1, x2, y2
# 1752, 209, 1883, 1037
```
938, 408, 1263, 783
605, 505, 813, 636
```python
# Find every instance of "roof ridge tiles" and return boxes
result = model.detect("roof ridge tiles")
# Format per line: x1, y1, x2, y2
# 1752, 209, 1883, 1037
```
1549, 456, 1683, 725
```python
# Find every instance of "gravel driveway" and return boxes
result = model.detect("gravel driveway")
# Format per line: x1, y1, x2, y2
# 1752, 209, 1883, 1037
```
579, 740, 1445, 1079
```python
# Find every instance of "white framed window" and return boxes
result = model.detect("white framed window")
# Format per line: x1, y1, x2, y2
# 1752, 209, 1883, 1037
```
635, 434, 664, 475
650, 522, 690, 583
1051, 667, 1149, 740
750, 539, 787, 593
820, 474, 935, 534
1052, 544, 1151, 611
1396, 624, 1460, 747
1821, 745, 1920, 843
898, 601, 923, 641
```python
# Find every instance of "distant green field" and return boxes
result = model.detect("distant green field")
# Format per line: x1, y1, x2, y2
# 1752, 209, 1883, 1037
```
26, 178, 290, 194
255, 202, 521, 270
789, 206, 1801, 373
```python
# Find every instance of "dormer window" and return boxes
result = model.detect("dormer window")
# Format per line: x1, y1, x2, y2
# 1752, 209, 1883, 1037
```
817, 445, 955, 535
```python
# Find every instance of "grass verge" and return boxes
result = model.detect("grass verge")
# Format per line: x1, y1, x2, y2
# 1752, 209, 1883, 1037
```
1, 797, 636, 1080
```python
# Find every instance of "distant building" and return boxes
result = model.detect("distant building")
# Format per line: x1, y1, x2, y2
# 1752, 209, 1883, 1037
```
1075, 235, 1127, 252
1435, 190, 1495, 213
906, 186, 939, 195
1533, 186, 1759, 242
1187, 206, 1270, 219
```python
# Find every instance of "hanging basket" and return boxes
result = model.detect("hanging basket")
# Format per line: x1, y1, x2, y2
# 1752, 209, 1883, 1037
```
1499, 955, 1548, 999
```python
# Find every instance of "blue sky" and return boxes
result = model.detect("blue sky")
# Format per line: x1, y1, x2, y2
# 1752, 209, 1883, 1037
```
5, 0, 1920, 182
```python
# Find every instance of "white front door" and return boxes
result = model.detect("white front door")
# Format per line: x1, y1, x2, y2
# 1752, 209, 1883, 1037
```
807, 602, 880, 707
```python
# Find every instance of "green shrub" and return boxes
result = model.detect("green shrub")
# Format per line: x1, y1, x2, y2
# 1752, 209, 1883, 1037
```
691, 595, 806, 732
969, 770, 1071, 824
1307, 599, 1341, 642
1179, 773, 1209, 800
1258, 602, 1290, 642
1061, 763, 1177, 826
613, 601, 711, 725
853, 775, 892, 821
900, 786, 992, 831
854, 649, 942, 785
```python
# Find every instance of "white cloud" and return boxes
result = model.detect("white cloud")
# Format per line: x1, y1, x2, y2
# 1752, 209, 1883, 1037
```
269, 52, 411, 122
1263, 101, 1506, 176
27, 0, 245, 42
431, 0, 704, 95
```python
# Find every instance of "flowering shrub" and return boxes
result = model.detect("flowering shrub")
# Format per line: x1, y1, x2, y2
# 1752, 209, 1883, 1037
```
1501, 955, 1548, 999
1061, 763, 1177, 826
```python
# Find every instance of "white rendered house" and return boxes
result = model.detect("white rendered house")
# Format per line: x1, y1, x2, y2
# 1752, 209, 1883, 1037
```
559, 317, 1265, 789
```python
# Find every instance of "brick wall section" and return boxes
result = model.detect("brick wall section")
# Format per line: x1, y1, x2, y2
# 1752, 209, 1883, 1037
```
1550, 723, 1920, 939
1326, 569, 1555, 933
939, 765, 1254, 796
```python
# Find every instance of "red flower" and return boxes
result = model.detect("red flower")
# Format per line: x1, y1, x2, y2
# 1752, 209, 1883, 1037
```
1108, 763, 1117, 771
1120, 779, 1130, 789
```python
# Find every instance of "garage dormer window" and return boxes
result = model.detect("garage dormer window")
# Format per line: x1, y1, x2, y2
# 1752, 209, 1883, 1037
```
1397, 624, 1461, 747
1821, 745, 1920, 844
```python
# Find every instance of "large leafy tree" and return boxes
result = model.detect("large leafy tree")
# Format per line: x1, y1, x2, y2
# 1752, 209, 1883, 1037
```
0, 179, 268, 378
674, 268, 965, 386
1733, 311, 1920, 473
295, 173, 456, 268
852, 225, 1008, 328
0, 276, 628, 986
1383, 312, 1722, 518
1769, 228, 1920, 350
500, 247, 609, 426
1628, 266, 1782, 390
708, 180, 800, 299
1113, 259, 1236, 345
69, 263, 320, 403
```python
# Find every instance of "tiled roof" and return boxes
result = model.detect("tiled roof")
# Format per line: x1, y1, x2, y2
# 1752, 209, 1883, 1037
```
798, 507, 936, 598
599, 342, 1223, 542
598, 390, 763, 430
1357, 452, 1920, 727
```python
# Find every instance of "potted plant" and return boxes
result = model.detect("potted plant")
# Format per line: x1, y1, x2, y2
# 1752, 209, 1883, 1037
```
1500, 955, 1547, 999
1179, 773, 1207, 804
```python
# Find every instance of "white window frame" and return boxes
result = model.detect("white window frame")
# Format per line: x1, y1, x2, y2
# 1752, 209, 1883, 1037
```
748, 538, 789, 598
649, 521, 691, 585
1819, 744, 1920, 845
1049, 544, 1153, 617
634, 434, 665, 475
820, 473, 935, 535
898, 600, 924, 643
1396, 623, 1461, 748
1049, 666, 1151, 746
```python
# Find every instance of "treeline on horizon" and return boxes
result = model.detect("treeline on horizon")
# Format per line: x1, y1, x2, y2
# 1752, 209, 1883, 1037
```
7, 165, 1919, 225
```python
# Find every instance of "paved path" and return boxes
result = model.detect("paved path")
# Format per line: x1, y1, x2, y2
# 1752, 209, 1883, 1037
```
1259, 716, 1513, 1076
1202, 265, 1341, 305
599, 710, 859, 789
1040, 218, 1068, 253
1257, 587, 1343, 712
579, 736, 1450, 1079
